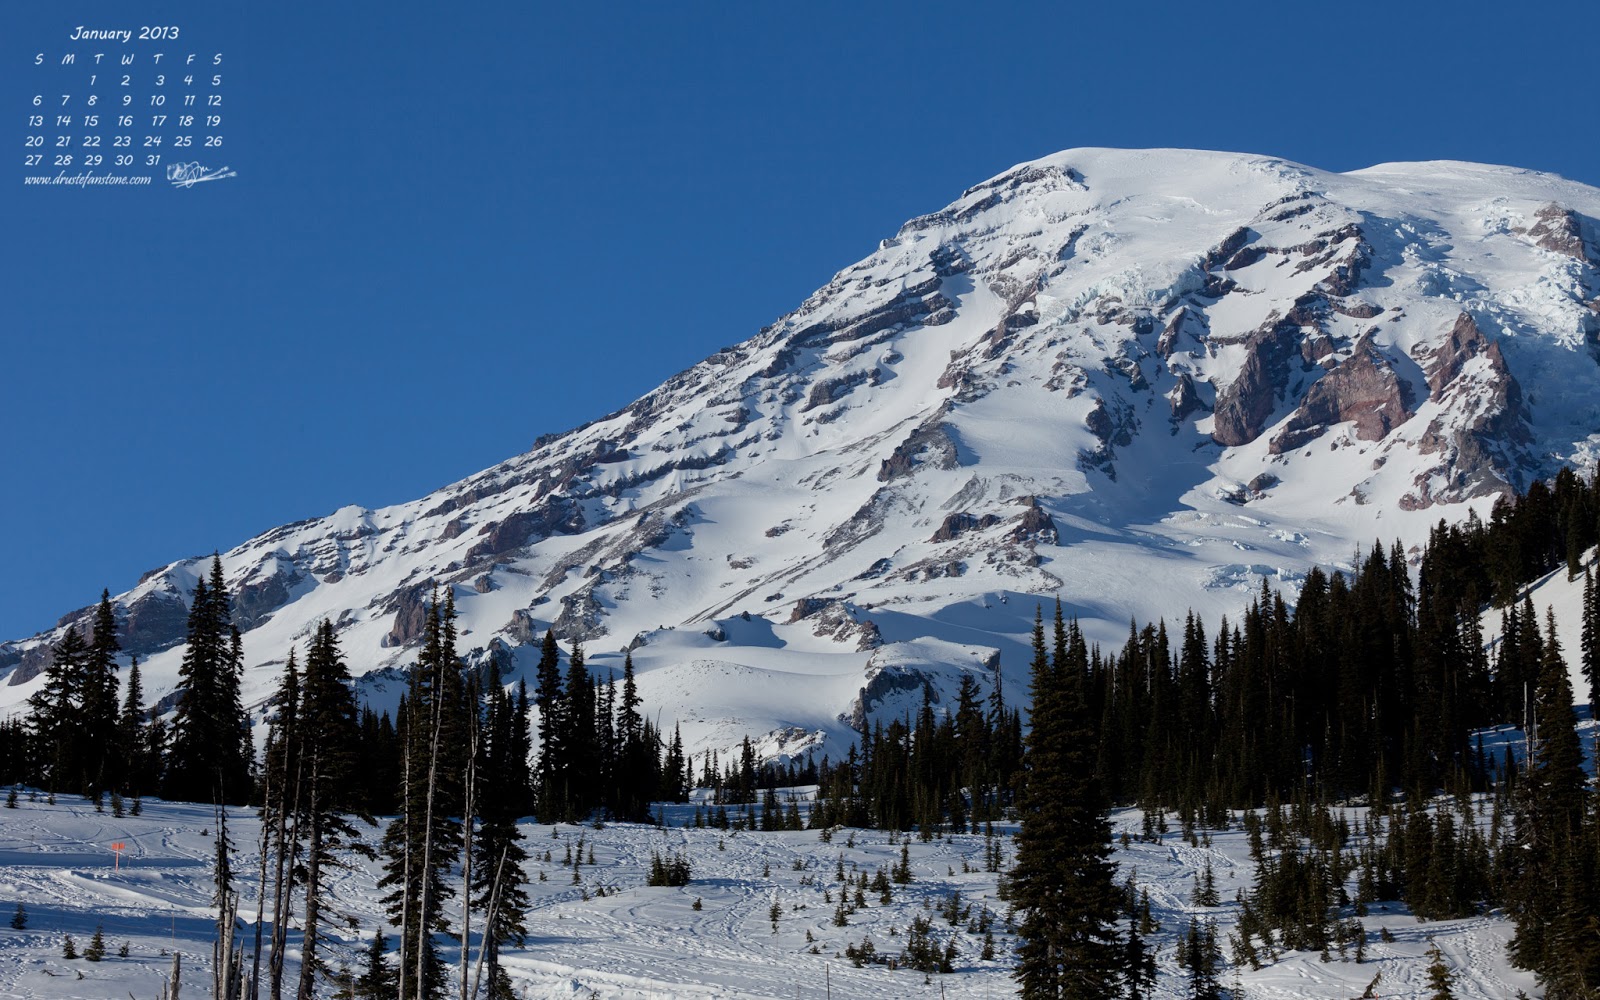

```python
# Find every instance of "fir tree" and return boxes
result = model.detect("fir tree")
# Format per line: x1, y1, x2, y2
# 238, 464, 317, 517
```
294, 620, 374, 999
81, 590, 121, 794
1507, 609, 1595, 997
1011, 604, 1124, 998
1424, 940, 1456, 1000
1583, 568, 1598, 717
355, 931, 396, 1000
85, 924, 106, 962
1193, 857, 1221, 907
29, 626, 88, 795
473, 677, 531, 1000
261, 648, 300, 1000
378, 594, 463, 1000
532, 630, 564, 817
165, 557, 250, 804
118, 655, 154, 796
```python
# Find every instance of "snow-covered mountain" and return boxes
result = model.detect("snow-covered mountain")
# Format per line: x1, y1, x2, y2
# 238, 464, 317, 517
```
5, 148, 1600, 760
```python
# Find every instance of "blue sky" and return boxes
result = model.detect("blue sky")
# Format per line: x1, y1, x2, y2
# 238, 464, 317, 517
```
5, 0, 1598, 639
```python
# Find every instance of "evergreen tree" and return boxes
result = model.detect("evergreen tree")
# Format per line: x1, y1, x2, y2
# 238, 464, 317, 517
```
1011, 604, 1124, 998
119, 655, 155, 796
166, 557, 251, 804
85, 924, 106, 962
378, 594, 463, 1000
1508, 609, 1598, 997
1123, 910, 1156, 1000
28, 626, 87, 795
355, 930, 396, 1000
1583, 568, 1598, 717
260, 648, 300, 1000
81, 590, 121, 794
294, 620, 374, 999
1181, 916, 1222, 1000
473, 677, 531, 1000
532, 630, 564, 817
1424, 940, 1456, 1000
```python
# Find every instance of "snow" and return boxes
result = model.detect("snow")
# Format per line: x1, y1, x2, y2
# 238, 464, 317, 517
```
5, 146, 1600, 766
0, 793, 1542, 999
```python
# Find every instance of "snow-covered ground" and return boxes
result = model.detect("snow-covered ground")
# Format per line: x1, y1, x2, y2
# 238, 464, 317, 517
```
0, 792, 1541, 999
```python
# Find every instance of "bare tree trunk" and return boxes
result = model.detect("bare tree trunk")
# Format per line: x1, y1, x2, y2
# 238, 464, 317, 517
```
469, 846, 508, 1000
459, 720, 478, 1000
250, 748, 274, 1000
294, 756, 323, 1000
269, 751, 304, 1000
214, 802, 235, 1000
397, 725, 412, 1000
415, 667, 445, 999
162, 951, 181, 1000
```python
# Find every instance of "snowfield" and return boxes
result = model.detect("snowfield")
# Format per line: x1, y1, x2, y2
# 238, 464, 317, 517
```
7, 147, 1600, 774
0, 793, 1542, 999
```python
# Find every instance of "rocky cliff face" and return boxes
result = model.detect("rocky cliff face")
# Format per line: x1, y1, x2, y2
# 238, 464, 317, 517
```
5, 149, 1599, 761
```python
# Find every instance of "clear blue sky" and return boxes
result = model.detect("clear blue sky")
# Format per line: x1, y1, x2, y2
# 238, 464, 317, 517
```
5, 0, 1597, 639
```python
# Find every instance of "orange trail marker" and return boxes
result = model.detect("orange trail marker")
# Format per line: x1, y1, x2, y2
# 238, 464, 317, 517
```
110, 841, 126, 872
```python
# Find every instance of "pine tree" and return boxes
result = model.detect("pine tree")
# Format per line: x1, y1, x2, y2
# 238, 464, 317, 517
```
473, 677, 531, 1000
294, 620, 374, 999
1182, 916, 1222, 1000
29, 626, 87, 795
9, 902, 25, 929
532, 630, 564, 818
1011, 604, 1124, 998
1123, 910, 1155, 1000
378, 594, 463, 1000
119, 655, 153, 796
1583, 568, 1598, 717
166, 557, 251, 804
1193, 857, 1221, 907
1424, 940, 1456, 1000
1508, 609, 1595, 995
81, 590, 122, 794
85, 924, 106, 962
355, 930, 395, 1000
261, 648, 300, 1000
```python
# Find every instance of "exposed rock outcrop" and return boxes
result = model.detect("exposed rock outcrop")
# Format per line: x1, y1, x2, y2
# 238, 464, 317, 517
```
1212, 326, 1297, 446
464, 498, 585, 566
1402, 314, 1533, 508
121, 588, 190, 656
1528, 203, 1590, 261
930, 512, 1000, 543
1212, 293, 1327, 446
1008, 497, 1059, 545
787, 598, 882, 651
235, 563, 303, 631
1270, 342, 1413, 453
1421, 313, 1496, 395
1168, 373, 1205, 423
878, 418, 960, 482
382, 579, 438, 648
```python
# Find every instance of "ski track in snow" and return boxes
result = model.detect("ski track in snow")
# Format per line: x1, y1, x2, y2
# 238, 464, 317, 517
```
0, 796, 1545, 999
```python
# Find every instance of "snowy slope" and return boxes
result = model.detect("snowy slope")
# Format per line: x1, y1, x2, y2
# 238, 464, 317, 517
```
0, 793, 1540, 999
4, 148, 1600, 759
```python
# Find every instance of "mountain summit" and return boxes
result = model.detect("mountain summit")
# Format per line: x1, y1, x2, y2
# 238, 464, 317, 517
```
6, 148, 1599, 759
